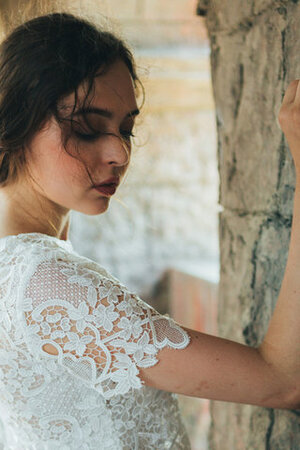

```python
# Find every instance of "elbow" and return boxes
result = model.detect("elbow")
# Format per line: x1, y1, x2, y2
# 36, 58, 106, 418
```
265, 389, 300, 410
278, 382, 300, 410
286, 385, 300, 410
256, 348, 299, 410
258, 377, 300, 410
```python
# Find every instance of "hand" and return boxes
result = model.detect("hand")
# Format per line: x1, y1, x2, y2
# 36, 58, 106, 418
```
278, 80, 300, 174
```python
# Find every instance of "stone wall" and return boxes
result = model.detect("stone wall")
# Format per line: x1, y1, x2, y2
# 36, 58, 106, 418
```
198, 1, 300, 449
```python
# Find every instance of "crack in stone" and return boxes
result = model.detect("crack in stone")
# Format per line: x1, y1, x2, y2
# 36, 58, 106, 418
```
265, 409, 275, 450
243, 220, 262, 345
277, 5, 288, 18
233, 64, 244, 120
227, 221, 236, 270
203, 1, 290, 37
280, 27, 287, 83
222, 208, 292, 219
227, 151, 237, 189
276, 134, 286, 191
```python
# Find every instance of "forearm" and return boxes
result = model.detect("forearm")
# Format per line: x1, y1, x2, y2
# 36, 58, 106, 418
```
258, 176, 300, 402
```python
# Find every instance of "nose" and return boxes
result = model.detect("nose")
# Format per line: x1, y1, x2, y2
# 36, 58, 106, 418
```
99, 133, 130, 166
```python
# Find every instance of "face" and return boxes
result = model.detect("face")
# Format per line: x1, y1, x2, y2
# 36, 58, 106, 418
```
24, 59, 139, 217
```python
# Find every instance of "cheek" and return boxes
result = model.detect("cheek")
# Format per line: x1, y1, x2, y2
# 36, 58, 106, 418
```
53, 146, 85, 184
27, 128, 88, 195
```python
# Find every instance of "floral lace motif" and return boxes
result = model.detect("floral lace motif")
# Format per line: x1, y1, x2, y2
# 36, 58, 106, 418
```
0, 233, 191, 449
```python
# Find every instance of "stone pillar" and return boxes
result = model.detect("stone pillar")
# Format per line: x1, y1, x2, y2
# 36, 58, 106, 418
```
197, 1, 300, 449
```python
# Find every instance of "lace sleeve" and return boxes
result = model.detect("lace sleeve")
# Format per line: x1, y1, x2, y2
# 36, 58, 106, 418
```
19, 256, 191, 399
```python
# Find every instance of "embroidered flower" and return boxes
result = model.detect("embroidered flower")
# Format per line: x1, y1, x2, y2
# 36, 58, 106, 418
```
86, 285, 98, 308
68, 302, 94, 333
111, 353, 142, 392
116, 292, 136, 315
64, 332, 93, 356
50, 422, 69, 438
118, 316, 143, 340
98, 281, 124, 305
117, 293, 147, 317
40, 322, 51, 335
61, 317, 71, 332
92, 303, 119, 332
46, 313, 61, 323
111, 331, 157, 367
60, 267, 92, 287
51, 330, 65, 339
113, 416, 136, 432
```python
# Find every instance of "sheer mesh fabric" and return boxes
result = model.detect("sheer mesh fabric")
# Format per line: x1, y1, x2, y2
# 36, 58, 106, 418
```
23, 256, 190, 398
0, 233, 192, 449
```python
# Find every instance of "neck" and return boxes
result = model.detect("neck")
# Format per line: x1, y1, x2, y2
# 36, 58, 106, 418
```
0, 183, 70, 241
60, 220, 70, 241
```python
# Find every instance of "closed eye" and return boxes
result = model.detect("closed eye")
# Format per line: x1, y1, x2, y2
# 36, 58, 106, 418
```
73, 130, 135, 143
73, 131, 102, 142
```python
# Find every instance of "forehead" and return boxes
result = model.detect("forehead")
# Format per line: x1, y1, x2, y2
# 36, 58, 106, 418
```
60, 59, 138, 116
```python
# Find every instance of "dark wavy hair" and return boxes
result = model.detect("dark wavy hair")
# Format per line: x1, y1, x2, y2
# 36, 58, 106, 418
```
0, 12, 143, 191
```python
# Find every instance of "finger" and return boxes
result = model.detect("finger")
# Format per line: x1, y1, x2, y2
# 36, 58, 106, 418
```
282, 79, 299, 105
294, 79, 300, 105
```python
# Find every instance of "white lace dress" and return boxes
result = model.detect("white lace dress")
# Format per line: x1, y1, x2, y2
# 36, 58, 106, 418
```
0, 232, 192, 449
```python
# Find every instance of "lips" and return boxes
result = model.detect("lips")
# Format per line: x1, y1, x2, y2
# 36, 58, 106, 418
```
94, 184, 117, 196
93, 176, 120, 196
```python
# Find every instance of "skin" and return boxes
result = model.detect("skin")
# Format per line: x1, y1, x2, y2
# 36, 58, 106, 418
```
0, 59, 139, 241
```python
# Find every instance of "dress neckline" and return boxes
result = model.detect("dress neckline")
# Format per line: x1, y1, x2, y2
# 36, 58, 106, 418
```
0, 232, 73, 251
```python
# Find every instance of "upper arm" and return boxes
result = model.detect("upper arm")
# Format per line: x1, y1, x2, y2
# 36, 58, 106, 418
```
21, 256, 296, 408
139, 327, 298, 409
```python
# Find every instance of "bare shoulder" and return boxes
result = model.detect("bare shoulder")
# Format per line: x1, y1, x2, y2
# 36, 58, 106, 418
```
139, 326, 298, 410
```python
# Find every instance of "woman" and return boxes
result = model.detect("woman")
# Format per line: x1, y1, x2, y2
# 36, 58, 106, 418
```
0, 12, 298, 450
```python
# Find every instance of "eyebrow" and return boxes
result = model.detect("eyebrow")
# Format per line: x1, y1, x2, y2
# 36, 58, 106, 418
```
73, 107, 140, 119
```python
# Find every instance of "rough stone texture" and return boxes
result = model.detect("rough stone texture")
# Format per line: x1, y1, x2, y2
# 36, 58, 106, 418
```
198, 0, 300, 449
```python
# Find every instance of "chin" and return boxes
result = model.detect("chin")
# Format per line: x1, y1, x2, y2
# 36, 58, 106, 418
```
85, 202, 110, 216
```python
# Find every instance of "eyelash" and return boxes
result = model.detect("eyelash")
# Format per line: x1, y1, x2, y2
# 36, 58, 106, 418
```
74, 130, 135, 142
